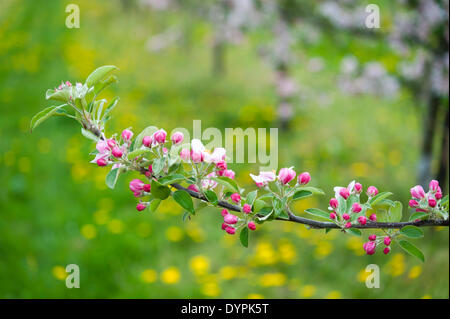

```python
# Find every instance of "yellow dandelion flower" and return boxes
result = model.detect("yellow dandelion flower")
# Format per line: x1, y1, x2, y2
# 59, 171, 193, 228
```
314, 241, 332, 258
252, 242, 278, 266
201, 282, 221, 297
421, 294, 432, 299
166, 226, 184, 242
161, 267, 180, 284
219, 266, 238, 280
247, 293, 264, 299
279, 241, 297, 264
346, 237, 365, 256
52, 266, 67, 281
97, 197, 114, 212
385, 253, 405, 277
357, 269, 370, 283
141, 269, 157, 283
299, 285, 316, 298
189, 255, 210, 276
408, 265, 422, 279
93, 209, 109, 225
107, 219, 124, 234
81, 224, 97, 240
259, 273, 286, 287
325, 290, 342, 299
186, 225, 206, 243
351, 162, 369, 177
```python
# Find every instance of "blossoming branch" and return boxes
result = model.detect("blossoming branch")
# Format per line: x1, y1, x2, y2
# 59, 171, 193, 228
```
30, 66, 449, 262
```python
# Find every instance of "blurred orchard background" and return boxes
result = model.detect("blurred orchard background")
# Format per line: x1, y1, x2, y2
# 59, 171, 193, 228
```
0, 0, 448, 298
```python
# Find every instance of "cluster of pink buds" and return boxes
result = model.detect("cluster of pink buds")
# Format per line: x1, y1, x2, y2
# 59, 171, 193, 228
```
250, 168, 311, 188
363, 234, 392, 255
329, 181, 378, 229
129, 178, 152, 211
91, 129, 133, 167
55, 81, 72, 91
220, 209, 256, 235
142, 129, 171, 148
409, 180, 444, 216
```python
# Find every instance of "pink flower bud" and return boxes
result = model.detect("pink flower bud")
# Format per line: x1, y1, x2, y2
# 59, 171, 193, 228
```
187, 184, 199, 193
409, 199, 419, 208
163, 147, 168, 154
143, 136, 152, 147
369, 214, 377, 222
384, 236, 391, 246
221, 209, 228, 217
369, 234, 377, 241
97, 157, 108, 167
329, 198, 339, 209
354, 182, 363, 194
248, 221, 256, 231
230, 193, 241, 203
345, 222, 352, 229
153, 129, 167, 144
435, 191, 443, 200
129, 179, 145, 192
136, 203, 147, 212
190, 150, 203, 163
428, 197, 437, 208
143, 184, 151, 192
121, 129, 133, 142
298, 172, 311, 185
221, 222, 227, 230
367, 186, 378, 197
171, 132, 184, 144
106, 139, 116, 149
429, 180, 440, 192
330, 212, 337, 219
220, 169, 235, 179
224, 214, 238, 224
278, 167, 296, 185
145, 171, 152, 178
180, 148, 190, 161
352, 203, 362, 213
363, 241, 376, 255
415, 208, 428, 213
339, 188, 350, 200
410, 185, 425, 199
343, 213, 350, 220
216, 161, 227, 170
243, 204, 251, 214
357, 216, 367, 225
111, 146, 123, 158
225, 226, 236, 235
383, 247, 391, 255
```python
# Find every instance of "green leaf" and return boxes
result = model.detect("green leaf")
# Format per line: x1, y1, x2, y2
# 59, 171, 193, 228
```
152, 158, 165, 175
204, 190, 218, 206
346, 228, 362, 236
151, 180, 171, 200
212, 176, 239, 193
246, 190, 258, 206
295, 186, 325, 195
304, 208, 332, 221
149, 198, 161, 213
85, 65, 118, 88
388, 201, 403, 223
399, 240, 425, 262
158, 174, 185, 186
182, 211, 190, 222
102, 96, 119, 121
173, 190, 195, 214
369, 192, 394, 207
105, 168, 120, 189
253, 199, 270, 213
400, 225, 424, 238
133, 126, 158, 151
30, 104, 67, 132
409, 211, 429, 221
440, 195, 449, 206
94, 75, 118, 95
81, 128, 100, 142
127, 149, 152, 160
239, 227, 249, 248
292, 190, 313, 200
45, 89, 70, 102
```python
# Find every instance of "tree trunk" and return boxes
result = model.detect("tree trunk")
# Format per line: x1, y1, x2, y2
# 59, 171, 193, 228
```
437, 106, 449, 192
